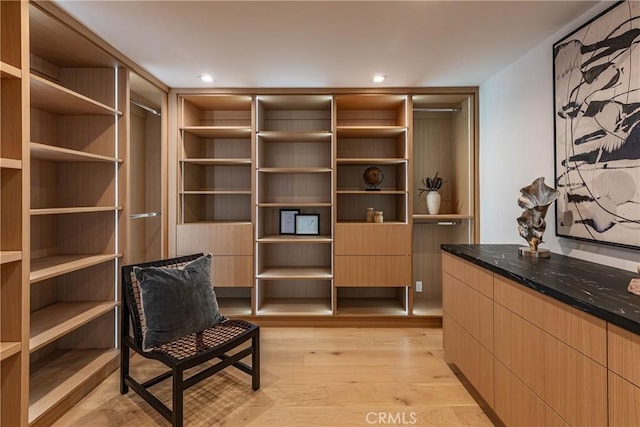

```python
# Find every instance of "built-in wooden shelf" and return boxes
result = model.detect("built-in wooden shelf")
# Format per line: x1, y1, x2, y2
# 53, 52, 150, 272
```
217, 299, 252, 317
180, 126, 252, 138
181, 158, 251, 165
337, 190, 406, 195
257, 235, 333, 243
0, 157, 22, 169
29, 301, 117, 352
412, 298, 443, 316
258, 202, 333, 208
412, 214, 473, 224
258, 131, 332, 142
30, 206, 123, 216
30, 74, 121, 116
257, 267, 333, 280
258, 298, 333, 316
337, 298, 407, 316
0, 342, 22, 361
30, 254, 120, 284
0, 61, 21, 79
180, 190, 251, 195
0, 250, 22, 264
335, 126, 407, 137
258, 167, 332, 174
337, 158, 407, 164
30, 142, 122, 163
28, 348, 119, 425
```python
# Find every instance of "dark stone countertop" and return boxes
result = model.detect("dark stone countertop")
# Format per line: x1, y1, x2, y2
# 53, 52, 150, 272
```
441, 244, 640, 335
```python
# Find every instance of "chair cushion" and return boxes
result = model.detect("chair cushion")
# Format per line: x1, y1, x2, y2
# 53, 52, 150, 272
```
133, 254, 226, 351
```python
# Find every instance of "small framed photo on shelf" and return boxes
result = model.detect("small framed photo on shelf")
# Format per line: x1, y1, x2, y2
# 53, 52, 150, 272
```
279, 209, 299, 235
295, 214, 320, 235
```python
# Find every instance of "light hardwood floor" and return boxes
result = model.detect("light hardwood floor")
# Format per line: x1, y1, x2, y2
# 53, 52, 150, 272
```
52, 327, 493, 426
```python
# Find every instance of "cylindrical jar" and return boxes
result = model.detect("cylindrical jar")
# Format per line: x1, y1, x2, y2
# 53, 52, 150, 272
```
366, 207, 375, 222
374, 211, 383, 223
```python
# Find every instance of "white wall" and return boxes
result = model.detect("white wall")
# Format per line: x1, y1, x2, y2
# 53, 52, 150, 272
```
479, 1, 639, 272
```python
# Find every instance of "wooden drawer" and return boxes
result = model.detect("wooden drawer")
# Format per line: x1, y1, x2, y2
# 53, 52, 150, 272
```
443, 273, 493, 351
335, 223, 410, 255
609, 371, 640, 427
334, 255, 410, 287
443, 313, 494, 407
212, 256, 253, 287
442, 253, 492, 298
494, 360, 569, 427
494, 275, 606, 365
608, 323, 640, 388
177, 223, 253, 255
494, 304, 607, 427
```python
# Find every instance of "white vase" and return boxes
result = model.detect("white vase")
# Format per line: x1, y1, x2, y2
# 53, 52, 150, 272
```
426, 191, 441, 215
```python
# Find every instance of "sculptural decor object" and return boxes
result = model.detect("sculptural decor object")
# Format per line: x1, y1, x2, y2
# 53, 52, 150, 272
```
363, 166, 384, 191
517, 177, 560, 258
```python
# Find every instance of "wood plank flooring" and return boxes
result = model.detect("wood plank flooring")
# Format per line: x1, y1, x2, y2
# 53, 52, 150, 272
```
52, 327, 493, 426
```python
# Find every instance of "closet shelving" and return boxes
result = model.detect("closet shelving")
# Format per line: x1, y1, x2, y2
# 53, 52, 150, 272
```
1, 0, 28, 425
27, 3, 126, 424
334, 94, 411, 315
411, 93, 476, 317
255, 95, 334, 316
176, 94, 254, 316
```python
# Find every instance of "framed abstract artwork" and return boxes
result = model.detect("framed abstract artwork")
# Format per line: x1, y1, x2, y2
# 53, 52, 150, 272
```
553, 0, 640, 249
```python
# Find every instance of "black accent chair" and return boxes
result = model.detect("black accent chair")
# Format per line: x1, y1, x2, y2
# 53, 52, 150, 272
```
120, 254, 260, 427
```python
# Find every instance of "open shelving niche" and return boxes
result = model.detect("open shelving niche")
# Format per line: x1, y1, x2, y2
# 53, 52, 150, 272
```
176, 94, 254, 316
27, 3, 127, 424
334, 94, 411, 316
255, 95, 334, 316
411, 93, 477, 316
1, 0, 29, 425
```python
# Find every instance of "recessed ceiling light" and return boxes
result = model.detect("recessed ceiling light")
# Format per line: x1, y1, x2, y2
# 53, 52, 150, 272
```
372, 75, 386, 83
200, 74, 214, 83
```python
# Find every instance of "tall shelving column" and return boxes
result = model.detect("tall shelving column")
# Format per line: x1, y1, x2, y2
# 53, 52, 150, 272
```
1, 0, 29, 425
334, 94, 411, 315
175, 94, 254, 316
27, 4, 126, 425
411, 92, 477, 316
255, 95, 333, 316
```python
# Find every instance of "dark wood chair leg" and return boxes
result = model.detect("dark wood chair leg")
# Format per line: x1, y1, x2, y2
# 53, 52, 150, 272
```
120, 343, 129, 394
252, 331, 260, 391
173, 368, 184, 427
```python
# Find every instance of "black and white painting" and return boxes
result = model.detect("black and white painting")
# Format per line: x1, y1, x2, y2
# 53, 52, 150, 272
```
554, 0, 640, 249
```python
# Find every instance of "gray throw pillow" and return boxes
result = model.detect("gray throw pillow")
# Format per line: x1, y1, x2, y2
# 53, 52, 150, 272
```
133, 254, 226, 351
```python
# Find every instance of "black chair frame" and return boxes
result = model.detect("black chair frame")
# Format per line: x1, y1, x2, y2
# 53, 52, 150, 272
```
120, 253, 260, 427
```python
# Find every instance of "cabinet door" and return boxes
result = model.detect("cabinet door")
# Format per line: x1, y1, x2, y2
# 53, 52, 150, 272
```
609, 371, 640, 427
335, 223, 410, 255
176, 223, 253, 255
334, 255, 410, 287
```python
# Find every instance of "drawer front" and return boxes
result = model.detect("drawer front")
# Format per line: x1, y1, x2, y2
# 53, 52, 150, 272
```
608, 323, 640, 388
212, 256, 253, 287
334, 255, 410, 286
494, 360, 569, 427
177, 223, 253, 255
609, 371, 640, 427
494, 275, 606, 365
335, 223, 410, 255
442, 253, 492, 298
494, 304, 607, 427
443, 313, 494, 407
443, 272, 493, 351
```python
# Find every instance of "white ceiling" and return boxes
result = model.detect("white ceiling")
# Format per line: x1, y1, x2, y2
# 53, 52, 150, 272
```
54, 1, 600, 89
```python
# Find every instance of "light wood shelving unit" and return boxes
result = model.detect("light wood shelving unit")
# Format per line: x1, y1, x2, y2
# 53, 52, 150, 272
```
255, 95, 334, 316
334, 94, 411, 316
412, 92, 478, 317
27, 3, 127, 425
1, 1, 29, 425
176, 94, 254, 316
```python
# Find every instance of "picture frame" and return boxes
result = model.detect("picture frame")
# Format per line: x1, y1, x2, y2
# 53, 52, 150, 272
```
553, 0, 640, 249
295, 214, 320, 235
279, 209, 299, 235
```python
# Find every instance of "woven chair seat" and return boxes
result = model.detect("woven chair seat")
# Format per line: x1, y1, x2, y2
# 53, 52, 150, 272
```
149, 319, 255, 362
